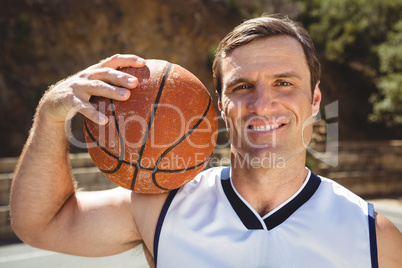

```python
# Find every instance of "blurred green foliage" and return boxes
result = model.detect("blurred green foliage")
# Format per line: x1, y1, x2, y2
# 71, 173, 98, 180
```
369, 21, 402, 126
299, 0, 402, 126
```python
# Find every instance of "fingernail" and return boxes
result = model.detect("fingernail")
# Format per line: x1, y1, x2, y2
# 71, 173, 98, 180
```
137, 58, 145, 63
120, 89, 129, 96
127, 78, 136, 85
99, 114, 107, 124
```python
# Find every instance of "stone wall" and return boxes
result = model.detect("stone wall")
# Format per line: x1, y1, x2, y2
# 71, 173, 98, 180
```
312, 140, 402, 197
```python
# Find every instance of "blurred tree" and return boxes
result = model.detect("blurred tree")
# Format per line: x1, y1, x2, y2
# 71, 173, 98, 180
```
369, 21, 402, 126
222, 0, 302, 19
299, 0, 402, 126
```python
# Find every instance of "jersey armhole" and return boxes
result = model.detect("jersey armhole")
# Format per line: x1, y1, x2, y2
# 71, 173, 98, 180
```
153, 188, 179, 267
368, 203, 378, 268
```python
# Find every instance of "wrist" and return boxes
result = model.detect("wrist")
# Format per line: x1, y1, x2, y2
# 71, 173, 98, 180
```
32, 105, 70, 145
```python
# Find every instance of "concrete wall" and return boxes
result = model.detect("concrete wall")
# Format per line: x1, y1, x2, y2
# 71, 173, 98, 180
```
312, 140, 402, 197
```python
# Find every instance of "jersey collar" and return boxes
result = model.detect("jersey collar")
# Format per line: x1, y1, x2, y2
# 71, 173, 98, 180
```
221, 166, 321, 230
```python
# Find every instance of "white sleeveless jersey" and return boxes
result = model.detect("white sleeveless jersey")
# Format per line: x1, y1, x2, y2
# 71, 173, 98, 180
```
154, 166, 378, 268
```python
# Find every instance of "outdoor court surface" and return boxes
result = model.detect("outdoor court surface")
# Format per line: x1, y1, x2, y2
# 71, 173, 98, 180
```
1, 199, 401, 268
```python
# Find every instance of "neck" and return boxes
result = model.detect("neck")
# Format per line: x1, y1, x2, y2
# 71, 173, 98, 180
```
230, 151, 308, 216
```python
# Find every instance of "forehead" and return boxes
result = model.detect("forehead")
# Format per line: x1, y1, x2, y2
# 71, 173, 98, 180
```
221, 36, 310, 84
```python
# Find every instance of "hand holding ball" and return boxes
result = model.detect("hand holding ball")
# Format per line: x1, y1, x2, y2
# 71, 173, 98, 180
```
84, 60, 218, 194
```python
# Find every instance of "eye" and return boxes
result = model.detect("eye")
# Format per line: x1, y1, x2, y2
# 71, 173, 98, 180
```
234, 84, 251, 91
276, 81, 292, 86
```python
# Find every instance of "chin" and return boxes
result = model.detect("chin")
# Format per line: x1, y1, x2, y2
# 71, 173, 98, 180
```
231, 146, 287, 169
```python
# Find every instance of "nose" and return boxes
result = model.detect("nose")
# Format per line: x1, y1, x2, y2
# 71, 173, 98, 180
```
247, 85, 277, 115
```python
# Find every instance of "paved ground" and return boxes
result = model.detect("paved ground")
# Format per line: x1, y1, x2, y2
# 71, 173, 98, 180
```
1, 198, 401, 268
0, 243, 148, 268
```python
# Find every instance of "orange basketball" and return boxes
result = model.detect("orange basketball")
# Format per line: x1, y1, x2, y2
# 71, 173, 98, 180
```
84, 60, 218, 194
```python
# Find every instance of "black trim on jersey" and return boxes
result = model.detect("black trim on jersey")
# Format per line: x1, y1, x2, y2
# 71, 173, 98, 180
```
221, 167, 263, 229
264, 173, 321, 230
221, 166, 321, 231
368, 203, 379, 268
154, 188, 179, 267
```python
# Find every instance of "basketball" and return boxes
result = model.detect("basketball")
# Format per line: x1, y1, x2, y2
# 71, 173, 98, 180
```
83, 60, 218, 194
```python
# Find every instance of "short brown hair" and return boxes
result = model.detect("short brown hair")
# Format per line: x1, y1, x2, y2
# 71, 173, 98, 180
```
212, 14, 321, 98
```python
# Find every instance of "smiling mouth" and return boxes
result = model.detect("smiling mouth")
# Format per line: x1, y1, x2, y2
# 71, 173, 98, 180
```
247, 123, 284, 132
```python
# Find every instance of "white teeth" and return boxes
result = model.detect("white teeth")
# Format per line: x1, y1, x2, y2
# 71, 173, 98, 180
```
252, 124, 279, 131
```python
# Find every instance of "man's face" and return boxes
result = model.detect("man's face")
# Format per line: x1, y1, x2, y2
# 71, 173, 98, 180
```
219, 36, 321, 165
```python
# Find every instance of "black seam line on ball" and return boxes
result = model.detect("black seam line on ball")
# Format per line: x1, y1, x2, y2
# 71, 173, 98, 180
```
150, 155, 212, 191
84, 120, 122, 174
151, 97, 212, 190
156, 155, 213, 173
110, 99, 125, 162
152, 97, 211, 173
130, 62, 173, 190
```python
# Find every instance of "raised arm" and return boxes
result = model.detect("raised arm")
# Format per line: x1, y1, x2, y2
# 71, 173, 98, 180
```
10, 54, 163, 257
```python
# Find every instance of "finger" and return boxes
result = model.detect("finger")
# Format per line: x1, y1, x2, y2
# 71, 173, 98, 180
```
69, 79, 130, 113
85, 79, 132, 101
74, 98, 109, 125
86, 68, 140, 90
98, 54, 146, 69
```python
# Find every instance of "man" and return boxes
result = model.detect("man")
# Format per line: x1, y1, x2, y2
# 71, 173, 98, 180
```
10, 15, 402, 267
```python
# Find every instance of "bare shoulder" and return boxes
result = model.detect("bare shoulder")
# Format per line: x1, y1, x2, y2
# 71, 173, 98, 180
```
130, 190, 170, 257
375, 212, 402, 267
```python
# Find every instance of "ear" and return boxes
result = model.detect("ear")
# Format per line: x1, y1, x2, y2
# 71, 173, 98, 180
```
217, 99, 226, 120
312, 83, 321, 117
218, 99, 222, 111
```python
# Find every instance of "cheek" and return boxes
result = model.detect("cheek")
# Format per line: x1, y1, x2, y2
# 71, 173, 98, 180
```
220, 97, 244, 131
221, 97, 245, 120
284, 91, 313, 119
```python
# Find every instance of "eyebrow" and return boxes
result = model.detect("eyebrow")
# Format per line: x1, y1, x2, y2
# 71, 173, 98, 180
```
225, 77, 250, 90
272, 72, 302, 80
224, 71, 303, 90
